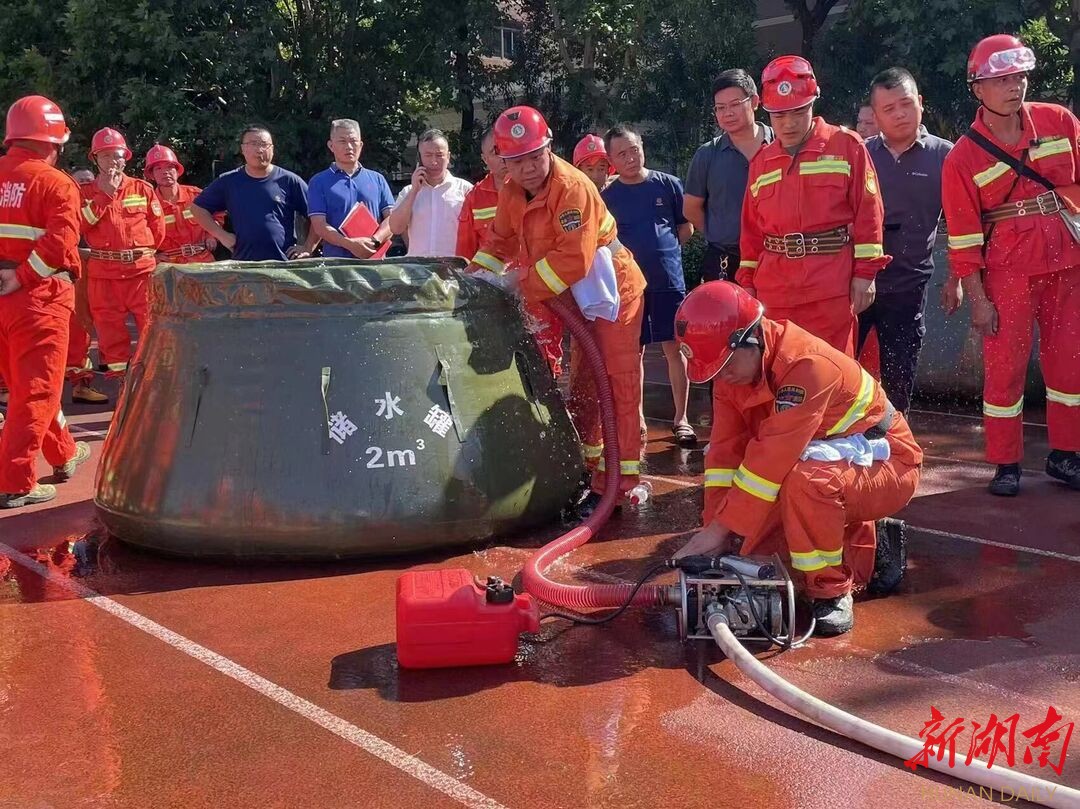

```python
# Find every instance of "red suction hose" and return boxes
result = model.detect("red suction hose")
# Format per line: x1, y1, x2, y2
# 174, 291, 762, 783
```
520, 293, 667, 610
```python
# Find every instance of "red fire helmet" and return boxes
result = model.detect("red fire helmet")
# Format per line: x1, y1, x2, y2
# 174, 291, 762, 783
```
967, 34, 1036, 83
493, 106, 552, 159
674, 281, 765, 383
572, 134, 613, 173
89, 127, 132, 161
4, 95, 71, 147
760, 55, 820, 113
144, 144, 185, 178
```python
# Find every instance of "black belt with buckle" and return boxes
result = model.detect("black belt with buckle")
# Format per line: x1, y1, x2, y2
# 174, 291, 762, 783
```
864, 400, 897, 440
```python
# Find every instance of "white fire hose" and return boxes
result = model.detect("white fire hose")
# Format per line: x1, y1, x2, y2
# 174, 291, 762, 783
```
707, 611, 1080, 808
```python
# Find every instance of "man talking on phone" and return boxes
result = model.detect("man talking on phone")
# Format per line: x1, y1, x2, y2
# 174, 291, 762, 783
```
388, 129, 472, 257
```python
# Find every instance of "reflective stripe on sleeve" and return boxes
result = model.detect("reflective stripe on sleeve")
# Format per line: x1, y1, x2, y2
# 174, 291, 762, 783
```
750, 169, 782, 197
948, 232, 984, 250
81, 203, 100, 225
0, 224, 46, 240
739, 260, 758, 270
534, 256, 569, 294
733, 464, 780, 502
472, 251, 506, 273
853, 244, 884, 259
28, 250, 57, 278
974, 162, 1010, 188
827, 368, 875, 436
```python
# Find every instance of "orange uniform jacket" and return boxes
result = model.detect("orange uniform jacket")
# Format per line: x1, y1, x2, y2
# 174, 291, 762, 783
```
472, 155, 646, 304
456, 173, 501, 259
0, 146, 82, 289
80, 175, 165, 278
737, 117, 888, 305
942, 102, 1080, 279
703, 319, 923, 539
156, 184, 219, 263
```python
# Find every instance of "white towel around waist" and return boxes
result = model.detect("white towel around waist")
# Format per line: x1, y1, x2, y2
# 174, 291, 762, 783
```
800, 434, 891, 467
571, 245, 621, 322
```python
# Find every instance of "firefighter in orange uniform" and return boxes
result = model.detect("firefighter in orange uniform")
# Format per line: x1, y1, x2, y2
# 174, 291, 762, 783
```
80, 128, 165, 380
64, 168, 109, 404
145, 144, 218, 265
573, 134, 615, 192
467, 106, 647, 512
942, 34, 1080, 496
457, 128, 565, 376
673, 282, 922, 635
0, 96, 92, 508
738, 56, 889, 355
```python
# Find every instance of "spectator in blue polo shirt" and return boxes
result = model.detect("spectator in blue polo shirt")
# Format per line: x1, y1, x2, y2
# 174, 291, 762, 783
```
602, 123, 697, 447
308, 119, 395, 259
190, 124, 312, 261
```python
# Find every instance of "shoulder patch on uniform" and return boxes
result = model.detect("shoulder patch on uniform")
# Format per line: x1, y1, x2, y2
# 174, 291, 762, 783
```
865, 169, 877, 195
151, 200, 163, 216
559, 208, 583, 232
775, 385, 806, 413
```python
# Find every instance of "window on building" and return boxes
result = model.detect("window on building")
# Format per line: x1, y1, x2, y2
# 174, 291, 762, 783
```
497, 26, 517, 59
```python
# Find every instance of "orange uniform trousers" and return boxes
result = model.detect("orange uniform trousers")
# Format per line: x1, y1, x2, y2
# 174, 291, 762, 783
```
565, 293, 644, 495
739, 418, 921, 599
982, 263, 1080, 463
88, 274, 150, 377
764, 294, 856, 357
0, 277, 78, 494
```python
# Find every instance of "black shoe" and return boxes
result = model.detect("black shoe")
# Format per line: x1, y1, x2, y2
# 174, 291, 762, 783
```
574, 491, 605, 520
812, 593, 854, 636
1046, 450, 1080, 491
867, 518, 906, 596
988, 463, 1021, 497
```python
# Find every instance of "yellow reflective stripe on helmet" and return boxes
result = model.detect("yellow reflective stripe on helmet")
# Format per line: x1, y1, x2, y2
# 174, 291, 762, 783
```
704, 468, 735, 487
121, 195, 147, 208
750, 169, 782, 198
581, 443, 604, 459
472, 251, 505, 273
854, 243, 884, 259
81, 203, 100, 225
799, 159, 851, 177
739, 260, 758, 269
827, 368, 875, 436
534, 256, 568, 294
1030, 138, 1071, 161
974, 162, 1010, 188
28, 250, 57, 278
473, 206, 497, 221
599, 212, 616, 237
163, 214, 177, 224
733, 465, 780, 502
1046, 387, 1080, 407
983, 397, 1023, 418
948, 232, 984, 250
789, 547, 843, 572
0, 224, 46, 240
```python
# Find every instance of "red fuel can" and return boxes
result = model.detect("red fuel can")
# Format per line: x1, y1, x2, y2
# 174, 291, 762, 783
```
396, 568, 540, 669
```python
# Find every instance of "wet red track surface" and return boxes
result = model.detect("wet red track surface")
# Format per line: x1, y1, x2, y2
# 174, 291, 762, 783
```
2, 360, 1079, 809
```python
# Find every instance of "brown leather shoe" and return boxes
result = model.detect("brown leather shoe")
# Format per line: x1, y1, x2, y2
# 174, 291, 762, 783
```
72, 383, 109, 404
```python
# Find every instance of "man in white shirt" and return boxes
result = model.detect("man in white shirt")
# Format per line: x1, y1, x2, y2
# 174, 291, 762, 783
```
389, 128, 472, 257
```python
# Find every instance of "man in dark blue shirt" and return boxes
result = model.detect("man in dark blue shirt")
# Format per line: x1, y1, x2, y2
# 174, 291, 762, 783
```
308, 119, 395, 259
684, 69, 773, 282
190, 125, 310, 261
603, 123, 696, 446
859, 68, 955, 415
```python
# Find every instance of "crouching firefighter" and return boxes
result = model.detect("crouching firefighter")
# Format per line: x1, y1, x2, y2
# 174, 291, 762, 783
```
673, 282, 922, 635
466, 105, 648, 515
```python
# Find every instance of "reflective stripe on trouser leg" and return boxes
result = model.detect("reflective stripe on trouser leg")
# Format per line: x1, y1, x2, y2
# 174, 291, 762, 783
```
1035, 265, 1080, 452
567, 335, 602, 462
0, 284, 76, 492
982, 268, 1036, 464
778, 460, 852, 599
589, 295, 645, 495
88, 276, 147, 376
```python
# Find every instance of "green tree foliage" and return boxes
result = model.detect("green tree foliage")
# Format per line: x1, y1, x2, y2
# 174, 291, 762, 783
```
493, 0, 756, 173
818, 0, 1074, 139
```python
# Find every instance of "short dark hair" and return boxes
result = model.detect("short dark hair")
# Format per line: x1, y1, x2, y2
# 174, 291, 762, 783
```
418, 128, 448, 146
480, 127, 496, 148
711, 68, 757, 99
604, 122, 640, 151
239, 124, 271, 144
858, 99, 873, 111
869, 67, 918, 102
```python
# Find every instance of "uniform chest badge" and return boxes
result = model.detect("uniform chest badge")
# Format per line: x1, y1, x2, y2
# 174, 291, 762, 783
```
559, 208, 583, 232
775, 385, 806, 413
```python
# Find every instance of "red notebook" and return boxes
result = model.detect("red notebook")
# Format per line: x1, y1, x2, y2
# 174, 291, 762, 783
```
338, 202, 391, 259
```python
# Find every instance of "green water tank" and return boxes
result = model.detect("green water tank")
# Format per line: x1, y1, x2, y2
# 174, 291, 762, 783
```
94, 259, 584, 558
